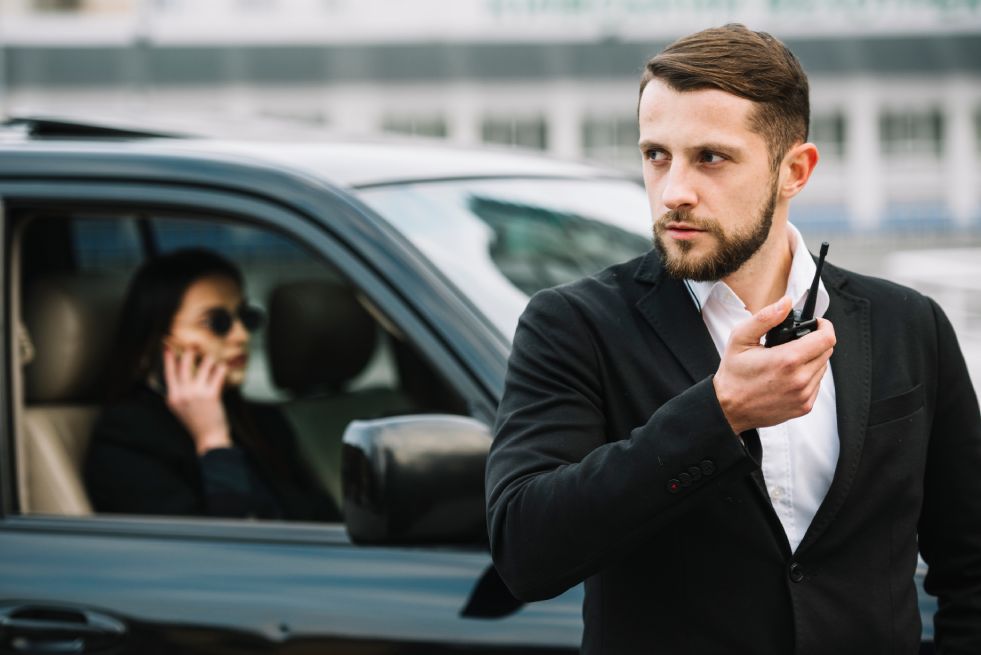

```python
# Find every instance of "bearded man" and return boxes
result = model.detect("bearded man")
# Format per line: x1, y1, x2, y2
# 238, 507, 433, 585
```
485, 24, 981, 654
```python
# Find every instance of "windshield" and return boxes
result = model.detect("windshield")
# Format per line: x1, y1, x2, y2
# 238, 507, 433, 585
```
357, 178, 652, 339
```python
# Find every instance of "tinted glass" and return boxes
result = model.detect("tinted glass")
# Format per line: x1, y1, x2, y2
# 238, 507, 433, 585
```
358, 178, 651, 339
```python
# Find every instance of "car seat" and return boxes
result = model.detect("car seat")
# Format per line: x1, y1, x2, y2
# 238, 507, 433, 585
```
21, 274, 125, 515
265, 279, 416, 503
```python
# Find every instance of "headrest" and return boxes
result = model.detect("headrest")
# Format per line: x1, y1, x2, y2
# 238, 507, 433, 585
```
24, 274, 126, 403
267, 279, 377, 395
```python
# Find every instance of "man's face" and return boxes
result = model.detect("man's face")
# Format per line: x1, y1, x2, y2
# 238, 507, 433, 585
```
638, 78, 781, 281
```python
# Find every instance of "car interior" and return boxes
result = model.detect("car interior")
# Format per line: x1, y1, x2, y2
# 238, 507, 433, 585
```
12, 207, 468, 521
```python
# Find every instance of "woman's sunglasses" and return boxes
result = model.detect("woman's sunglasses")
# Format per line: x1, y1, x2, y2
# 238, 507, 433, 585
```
202, 304, 265, 337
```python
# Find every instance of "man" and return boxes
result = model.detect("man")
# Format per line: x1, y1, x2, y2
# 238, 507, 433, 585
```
485, 24, 981, 654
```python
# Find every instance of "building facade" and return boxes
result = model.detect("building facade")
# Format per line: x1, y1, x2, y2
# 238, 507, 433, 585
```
1, 0, 980, 232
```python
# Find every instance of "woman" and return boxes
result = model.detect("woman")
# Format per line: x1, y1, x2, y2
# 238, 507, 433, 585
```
84, 248, 340, 521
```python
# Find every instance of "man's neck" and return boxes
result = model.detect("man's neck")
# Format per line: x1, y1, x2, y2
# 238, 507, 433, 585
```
721, 222, 794, 315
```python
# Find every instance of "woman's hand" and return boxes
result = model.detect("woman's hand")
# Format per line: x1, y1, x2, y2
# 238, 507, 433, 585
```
163, 347, 232, 455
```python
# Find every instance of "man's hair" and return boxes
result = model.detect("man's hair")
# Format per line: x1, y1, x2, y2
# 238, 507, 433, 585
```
639, 24, 810, 169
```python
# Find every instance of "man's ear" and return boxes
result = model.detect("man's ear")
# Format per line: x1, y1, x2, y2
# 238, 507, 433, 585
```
779, 142, 819, 200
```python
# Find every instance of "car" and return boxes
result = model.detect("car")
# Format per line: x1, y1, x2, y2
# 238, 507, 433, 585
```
0, 116, 937, 654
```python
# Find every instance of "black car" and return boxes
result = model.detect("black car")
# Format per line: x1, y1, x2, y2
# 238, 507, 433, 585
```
0, 117, 936, 654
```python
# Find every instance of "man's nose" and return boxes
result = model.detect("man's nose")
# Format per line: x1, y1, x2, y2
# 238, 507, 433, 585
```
661, 163, 698, 211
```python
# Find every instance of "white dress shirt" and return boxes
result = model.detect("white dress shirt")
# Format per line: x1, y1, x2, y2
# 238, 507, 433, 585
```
685, 224, 839, 552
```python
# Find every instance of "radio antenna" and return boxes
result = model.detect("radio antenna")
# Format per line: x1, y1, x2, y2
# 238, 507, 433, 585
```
800, 242, 829, 322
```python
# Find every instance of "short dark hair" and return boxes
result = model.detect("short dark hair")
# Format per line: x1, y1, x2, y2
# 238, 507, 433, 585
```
639, 24, 810, 169
106, 248, 243, 400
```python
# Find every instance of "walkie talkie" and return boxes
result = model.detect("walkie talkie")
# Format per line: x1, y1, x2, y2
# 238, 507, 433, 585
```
764, 242, 829, 348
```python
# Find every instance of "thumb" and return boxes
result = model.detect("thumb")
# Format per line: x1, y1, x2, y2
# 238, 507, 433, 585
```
732, 296, 792, 347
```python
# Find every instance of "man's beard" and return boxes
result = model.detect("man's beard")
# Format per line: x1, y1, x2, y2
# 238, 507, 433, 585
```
652, 179, 778, 282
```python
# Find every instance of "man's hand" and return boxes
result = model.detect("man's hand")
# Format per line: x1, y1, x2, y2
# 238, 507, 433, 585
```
163, 347, 232, 455
713, 297, 836, 435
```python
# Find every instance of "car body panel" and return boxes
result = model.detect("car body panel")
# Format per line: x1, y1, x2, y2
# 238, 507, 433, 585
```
0, 517, 583, 652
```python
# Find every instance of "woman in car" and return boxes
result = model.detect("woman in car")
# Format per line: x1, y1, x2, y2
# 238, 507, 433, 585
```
84, 248, 340, 521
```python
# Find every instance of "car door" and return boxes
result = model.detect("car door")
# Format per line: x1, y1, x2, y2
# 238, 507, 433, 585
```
0, 165, 583, 655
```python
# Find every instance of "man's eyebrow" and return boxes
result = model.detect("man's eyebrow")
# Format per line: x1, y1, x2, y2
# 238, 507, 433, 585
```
637, 139, 745, 156
695, 142, 743, 155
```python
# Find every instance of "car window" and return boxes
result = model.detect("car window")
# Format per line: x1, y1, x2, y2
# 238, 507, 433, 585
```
17, 209, 467, 521
357, 177, 652, 339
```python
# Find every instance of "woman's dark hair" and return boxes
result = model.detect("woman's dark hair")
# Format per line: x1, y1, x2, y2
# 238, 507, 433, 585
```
106, 248, 243, 401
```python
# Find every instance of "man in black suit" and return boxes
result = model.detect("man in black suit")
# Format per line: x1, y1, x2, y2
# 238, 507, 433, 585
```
486, 24, 981, 654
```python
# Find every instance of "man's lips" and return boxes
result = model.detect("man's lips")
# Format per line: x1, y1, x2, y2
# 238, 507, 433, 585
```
225, 354, 248, 368
663, 223, 706, 239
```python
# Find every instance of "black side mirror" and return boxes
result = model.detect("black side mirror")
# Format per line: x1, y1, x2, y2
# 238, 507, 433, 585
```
342, 414, 490, 545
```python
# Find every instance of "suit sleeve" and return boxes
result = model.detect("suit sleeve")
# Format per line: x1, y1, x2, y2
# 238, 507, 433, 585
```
485, 287, 757, 601
918, 299, 981, 654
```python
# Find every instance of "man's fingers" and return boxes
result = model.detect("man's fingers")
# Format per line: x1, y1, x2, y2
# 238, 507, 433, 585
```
787, 319, 837, 364
731, 296, 792, 347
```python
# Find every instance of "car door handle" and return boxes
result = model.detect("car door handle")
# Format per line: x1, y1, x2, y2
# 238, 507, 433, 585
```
0, 604, 127, 654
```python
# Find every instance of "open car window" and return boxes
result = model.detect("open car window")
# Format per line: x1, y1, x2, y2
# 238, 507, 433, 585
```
16, 209, 467, 522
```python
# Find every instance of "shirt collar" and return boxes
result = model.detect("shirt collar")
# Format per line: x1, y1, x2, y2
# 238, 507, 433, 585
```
684, 223, 829, 318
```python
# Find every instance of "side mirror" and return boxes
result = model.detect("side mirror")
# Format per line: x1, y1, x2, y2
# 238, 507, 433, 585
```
341, 414, 491, 545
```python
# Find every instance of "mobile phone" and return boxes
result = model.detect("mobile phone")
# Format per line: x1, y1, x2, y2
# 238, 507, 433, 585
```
764, 242, 829, 348
148, 349, 169, 395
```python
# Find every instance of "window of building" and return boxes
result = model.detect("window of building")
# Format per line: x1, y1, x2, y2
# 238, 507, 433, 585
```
879, 108, 944, 158
974, 107, 981, 155
238, 0, 277, 10
582, 116, 640, 172
481, 116, 548, 150
32, 0, 83, 11
381, 115, 448, 139
810, 112, 846, 160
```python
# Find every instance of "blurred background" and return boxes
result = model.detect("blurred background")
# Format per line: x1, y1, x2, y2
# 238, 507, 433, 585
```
1, 0, 980, 380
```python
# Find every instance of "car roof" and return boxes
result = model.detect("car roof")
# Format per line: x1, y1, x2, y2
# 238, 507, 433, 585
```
192, 139, 628, 188
1, 115, 630, 189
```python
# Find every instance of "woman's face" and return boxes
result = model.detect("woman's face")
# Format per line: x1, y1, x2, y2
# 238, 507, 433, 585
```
167, 275, 251, 387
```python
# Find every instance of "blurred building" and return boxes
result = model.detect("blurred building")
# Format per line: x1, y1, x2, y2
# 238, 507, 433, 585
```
1, 0, 980, 233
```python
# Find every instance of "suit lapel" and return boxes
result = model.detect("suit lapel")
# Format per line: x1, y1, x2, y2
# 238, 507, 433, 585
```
797, 264, 872, 553
633, 251, 772, 504
633, 251, 721, 383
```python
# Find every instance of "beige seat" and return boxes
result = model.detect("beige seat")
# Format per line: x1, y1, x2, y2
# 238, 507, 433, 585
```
21, 274, 125, 515
266, 279, 416, 502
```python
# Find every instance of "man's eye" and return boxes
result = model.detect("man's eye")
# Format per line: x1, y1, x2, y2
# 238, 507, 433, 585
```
700, 152, 726, 164
646, 149, 669, 162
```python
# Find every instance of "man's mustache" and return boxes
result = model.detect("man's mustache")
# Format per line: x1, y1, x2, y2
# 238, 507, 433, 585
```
654, 209, 723, 235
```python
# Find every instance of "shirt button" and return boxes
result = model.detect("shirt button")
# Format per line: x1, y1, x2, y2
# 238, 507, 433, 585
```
789, 562, 805, 583
771, 487, 783, 500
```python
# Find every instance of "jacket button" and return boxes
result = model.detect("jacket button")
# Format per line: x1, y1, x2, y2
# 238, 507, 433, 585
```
789, 562, 804, 583
687, 466, 703, 482
667, 479, 681, 494
700, 460, 716, 476
678, 472, 692, 487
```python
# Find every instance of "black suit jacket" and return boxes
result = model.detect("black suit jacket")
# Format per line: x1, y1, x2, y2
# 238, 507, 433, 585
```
486, 250, 981, 654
